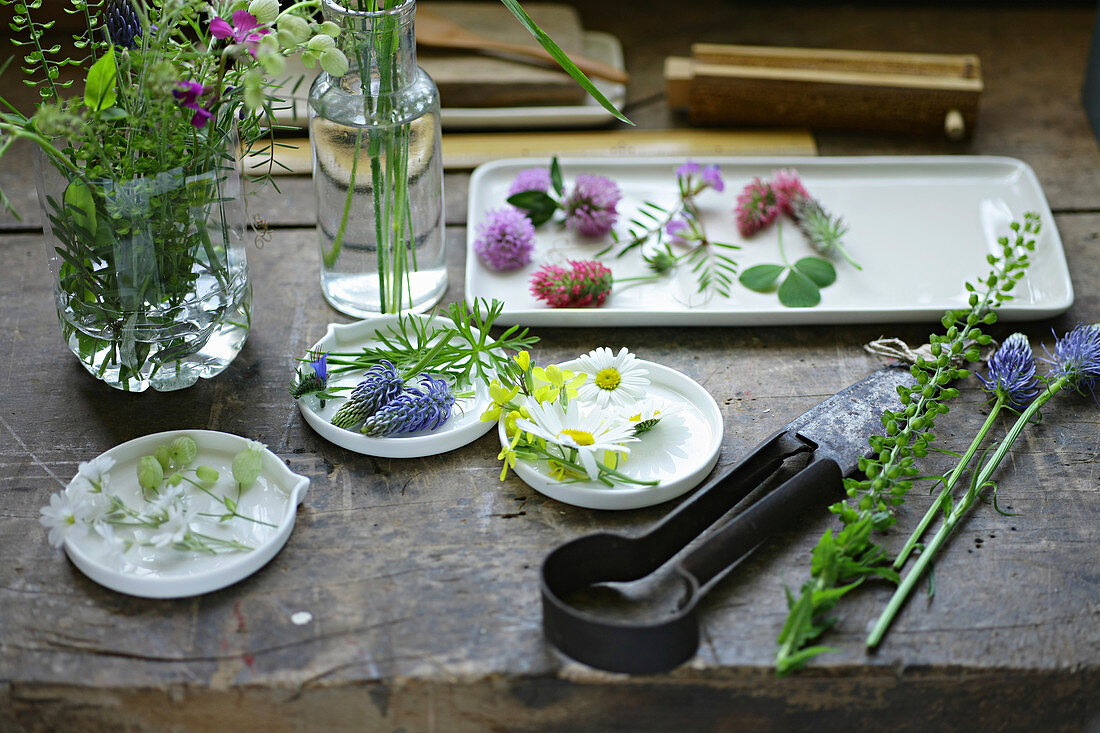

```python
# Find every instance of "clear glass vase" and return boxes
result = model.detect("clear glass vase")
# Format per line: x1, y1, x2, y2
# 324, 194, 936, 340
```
309, 0, 447, 317
35, 144, 252, 392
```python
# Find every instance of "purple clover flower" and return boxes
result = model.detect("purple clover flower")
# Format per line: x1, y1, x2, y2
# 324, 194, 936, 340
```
361, 375, 456, 436
701, 164, 724, 192
563, 174, 621, 238
508, 167, 552, 196
474, 207, 536, 271
1044, 323, 1100, 392
977, 332, 1039, 409
173, 81, 213, 128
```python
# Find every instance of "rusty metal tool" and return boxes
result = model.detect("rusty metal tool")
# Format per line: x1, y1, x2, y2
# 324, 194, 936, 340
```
541, 364, 915, 674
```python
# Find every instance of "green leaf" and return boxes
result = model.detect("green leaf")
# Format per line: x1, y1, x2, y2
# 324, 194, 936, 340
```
550, 157, 563, 196
506, 190, 558, 227
739, 264, 786, 291
794, 257, 837, 288
778, 269, 822, 308
63, 180, 96, 233
497, 0, 630, 124
84, 45, 117, 111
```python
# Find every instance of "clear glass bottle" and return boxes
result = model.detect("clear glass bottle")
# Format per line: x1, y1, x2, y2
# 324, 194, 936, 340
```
309, 0, 446, 317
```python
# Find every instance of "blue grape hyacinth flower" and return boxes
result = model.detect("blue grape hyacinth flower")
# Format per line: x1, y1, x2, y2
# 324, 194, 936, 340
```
361, 375, 456, 437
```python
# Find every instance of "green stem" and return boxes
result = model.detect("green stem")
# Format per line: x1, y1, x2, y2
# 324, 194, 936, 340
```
893, 393, 1006, 569
866, 375, 1067, 649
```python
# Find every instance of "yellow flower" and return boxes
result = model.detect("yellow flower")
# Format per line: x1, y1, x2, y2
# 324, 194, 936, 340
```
532, 384, 560, 404
482, 379, 521, 422
497, 430, 522, 481
503, 409, 526, 437
514, 350, 531, 371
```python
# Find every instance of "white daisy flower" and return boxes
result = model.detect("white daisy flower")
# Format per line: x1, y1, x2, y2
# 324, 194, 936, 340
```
572, 347, 650, 409
39, 492, 79, 548
516, 396, 638, 481
149, 503, 195, 548
619, 399, 682, 435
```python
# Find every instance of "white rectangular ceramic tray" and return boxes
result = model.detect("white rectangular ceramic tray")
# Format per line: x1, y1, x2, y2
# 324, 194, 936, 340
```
464, 156, 1074, 326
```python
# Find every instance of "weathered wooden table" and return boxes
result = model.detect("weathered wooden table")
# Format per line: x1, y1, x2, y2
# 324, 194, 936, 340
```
1, 3, 1098, 731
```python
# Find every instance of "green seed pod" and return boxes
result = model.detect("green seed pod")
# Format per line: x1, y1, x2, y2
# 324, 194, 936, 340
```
196, 465, 219, 486
171, 436, 198, 468
232, 442, 265, 489
154, 445, 172, 471
167, 472, 183, 487
137, 455, 164, 491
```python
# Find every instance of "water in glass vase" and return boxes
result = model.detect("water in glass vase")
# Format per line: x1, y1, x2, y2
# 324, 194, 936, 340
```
310, 0, 447, 317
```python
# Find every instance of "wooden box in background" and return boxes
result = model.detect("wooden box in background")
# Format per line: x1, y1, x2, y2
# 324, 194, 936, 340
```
667, 44, 983, 139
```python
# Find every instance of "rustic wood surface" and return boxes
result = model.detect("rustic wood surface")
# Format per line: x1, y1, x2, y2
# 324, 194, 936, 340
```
1, 2, 1098, 731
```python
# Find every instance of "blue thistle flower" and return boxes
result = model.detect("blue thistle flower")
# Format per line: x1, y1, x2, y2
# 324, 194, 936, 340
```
290, 352, 329, 400
104, 0, 143, 49
977, 332, 1039, 409
330, 360, 404, 429
1044, 323, 1100, 392
360, 375, 456, 437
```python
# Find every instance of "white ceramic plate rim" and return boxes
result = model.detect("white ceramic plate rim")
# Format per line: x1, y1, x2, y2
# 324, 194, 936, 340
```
297, 315, 496, 458
465, 155, 1073, 326
63, 430, 309, 599
499, 359, 723, 510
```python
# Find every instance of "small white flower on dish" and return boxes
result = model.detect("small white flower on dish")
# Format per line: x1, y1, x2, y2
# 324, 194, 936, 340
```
149, 503, 194, 549
39, 492, 79, 548
515, 396, 638, 481
572, 347, 650, 409
76, 455, 116, 491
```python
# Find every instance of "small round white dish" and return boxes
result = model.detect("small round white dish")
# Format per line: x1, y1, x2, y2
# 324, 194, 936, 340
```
498, 360, 723, 510
296, 315, 495, 458
63, 430, 309, 599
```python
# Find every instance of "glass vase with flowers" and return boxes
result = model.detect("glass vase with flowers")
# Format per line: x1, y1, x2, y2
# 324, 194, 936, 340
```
1, 0, 347, 391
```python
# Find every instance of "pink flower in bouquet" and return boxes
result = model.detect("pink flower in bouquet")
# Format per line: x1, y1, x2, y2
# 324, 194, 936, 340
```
210, 11, 269, 57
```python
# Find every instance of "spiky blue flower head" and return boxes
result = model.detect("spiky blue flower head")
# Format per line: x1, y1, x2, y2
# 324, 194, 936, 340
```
1044, 323, 1100, 392
105, 0, 143, 48
977, 332, 1039, 409
360, 375, 456, 437
330, 360, 404, 429
290, 351, 329, 400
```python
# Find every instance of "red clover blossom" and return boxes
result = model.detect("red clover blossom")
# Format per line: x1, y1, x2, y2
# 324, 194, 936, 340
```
530, 259, 613, 308
474, 207, 536, 272
734, 177, 780, 237
562, 175, 621, 238
771, 168, 810, 216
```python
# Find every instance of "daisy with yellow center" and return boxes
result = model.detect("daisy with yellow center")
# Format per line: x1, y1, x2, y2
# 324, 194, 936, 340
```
573, 347, 650, 409
515, 396, 638, 481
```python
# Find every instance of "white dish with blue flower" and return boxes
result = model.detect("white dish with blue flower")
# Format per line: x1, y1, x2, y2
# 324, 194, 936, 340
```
294, 314, 501, 458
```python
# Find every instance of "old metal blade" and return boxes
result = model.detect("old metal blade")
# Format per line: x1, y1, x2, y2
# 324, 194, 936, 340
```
786, 365, 916, 475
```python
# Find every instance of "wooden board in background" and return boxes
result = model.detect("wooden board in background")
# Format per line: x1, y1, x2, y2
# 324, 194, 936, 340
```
260, 129, 817, 175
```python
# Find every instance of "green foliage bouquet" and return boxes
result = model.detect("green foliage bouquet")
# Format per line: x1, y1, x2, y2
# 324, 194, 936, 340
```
2, 0, 342, 390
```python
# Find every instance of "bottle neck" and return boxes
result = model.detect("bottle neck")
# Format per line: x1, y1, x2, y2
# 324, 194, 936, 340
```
322, 0, 419, 94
